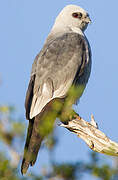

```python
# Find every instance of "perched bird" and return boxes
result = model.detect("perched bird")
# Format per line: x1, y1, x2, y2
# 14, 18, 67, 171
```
21, 4, 92, 174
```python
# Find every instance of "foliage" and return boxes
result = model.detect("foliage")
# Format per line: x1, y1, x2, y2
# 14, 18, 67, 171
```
0, 105, 118, 180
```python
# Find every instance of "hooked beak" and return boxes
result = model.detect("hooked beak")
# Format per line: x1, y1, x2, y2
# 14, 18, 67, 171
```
84, 16, 91, 24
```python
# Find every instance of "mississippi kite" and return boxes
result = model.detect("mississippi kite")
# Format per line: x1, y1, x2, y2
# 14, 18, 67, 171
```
21, 4, 92, 174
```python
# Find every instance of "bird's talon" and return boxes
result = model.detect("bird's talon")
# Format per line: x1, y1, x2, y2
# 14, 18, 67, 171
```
74, 114, 81, 120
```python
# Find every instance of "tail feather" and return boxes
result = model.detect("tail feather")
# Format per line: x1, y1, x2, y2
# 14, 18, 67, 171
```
21, 99, 60, 175
21, 116, 43, 174
26, 115, 44, 166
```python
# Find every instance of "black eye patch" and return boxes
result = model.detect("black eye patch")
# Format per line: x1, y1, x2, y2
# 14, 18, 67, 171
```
78, 12, 82, 19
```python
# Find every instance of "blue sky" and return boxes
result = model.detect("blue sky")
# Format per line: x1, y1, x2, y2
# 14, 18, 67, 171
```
0, 0, 118, 179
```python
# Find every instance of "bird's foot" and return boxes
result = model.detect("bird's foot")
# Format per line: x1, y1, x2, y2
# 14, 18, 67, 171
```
60, 110, 77, 125
73, 114, 81, 120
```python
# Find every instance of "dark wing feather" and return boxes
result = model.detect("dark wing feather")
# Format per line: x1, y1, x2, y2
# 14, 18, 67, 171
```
25, 75, 35, 120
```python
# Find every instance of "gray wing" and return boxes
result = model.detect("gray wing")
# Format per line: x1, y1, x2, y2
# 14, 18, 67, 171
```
25, 33, 91, 119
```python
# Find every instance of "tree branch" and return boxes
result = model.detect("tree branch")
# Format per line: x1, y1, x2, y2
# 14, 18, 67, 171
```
60, 114, 118, 157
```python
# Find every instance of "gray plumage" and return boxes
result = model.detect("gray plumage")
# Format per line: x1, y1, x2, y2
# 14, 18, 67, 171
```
29, 33, 91, 119
21, 4, 92, 174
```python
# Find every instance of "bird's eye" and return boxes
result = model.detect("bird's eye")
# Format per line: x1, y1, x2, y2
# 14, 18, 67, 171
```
72, 12, 83, 19
72, 12, 79, 18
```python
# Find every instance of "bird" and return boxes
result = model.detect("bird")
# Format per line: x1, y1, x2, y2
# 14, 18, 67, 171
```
21, 4, 92, 174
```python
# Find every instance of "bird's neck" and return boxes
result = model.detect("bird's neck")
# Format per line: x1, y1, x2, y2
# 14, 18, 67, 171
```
52, 21, 85, 35
69, 26, 85, 36
45, 24, 85, 44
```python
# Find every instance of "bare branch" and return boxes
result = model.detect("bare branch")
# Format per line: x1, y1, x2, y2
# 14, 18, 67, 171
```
60, 114, 118, 157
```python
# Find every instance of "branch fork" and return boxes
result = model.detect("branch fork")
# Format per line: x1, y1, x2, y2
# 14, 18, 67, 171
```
60, 114, 118, 157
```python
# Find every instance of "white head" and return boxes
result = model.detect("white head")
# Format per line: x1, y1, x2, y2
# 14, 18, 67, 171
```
53, 5, 91, 32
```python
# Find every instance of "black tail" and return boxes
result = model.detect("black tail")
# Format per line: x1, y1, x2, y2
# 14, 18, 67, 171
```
21, 116, 43, 175
21, 99, 60, 174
